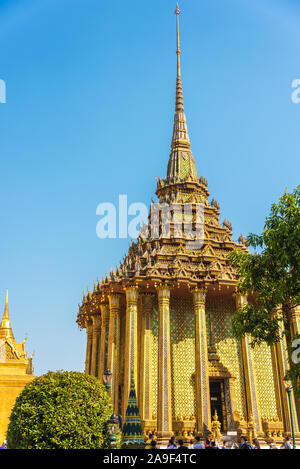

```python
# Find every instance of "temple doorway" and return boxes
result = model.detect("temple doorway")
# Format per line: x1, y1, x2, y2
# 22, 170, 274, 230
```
209, 379, 227, 432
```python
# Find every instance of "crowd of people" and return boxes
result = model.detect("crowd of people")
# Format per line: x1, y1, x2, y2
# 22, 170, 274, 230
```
0, 435, 294, 450
144, 434, 294, 450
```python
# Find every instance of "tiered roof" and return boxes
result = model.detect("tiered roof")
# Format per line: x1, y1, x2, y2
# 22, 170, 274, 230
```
77, 3, 247, 327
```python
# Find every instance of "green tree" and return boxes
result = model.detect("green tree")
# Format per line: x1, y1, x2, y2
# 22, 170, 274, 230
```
229, 186, 300, 395
7, 371, 113, 449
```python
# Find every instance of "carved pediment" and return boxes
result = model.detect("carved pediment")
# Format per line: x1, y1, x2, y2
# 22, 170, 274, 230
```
209, 261, 223, 272
209, 359, 232, 378
202, 244, 216, 259
176, 268, 188, 278
197, 261, 206, 271
0, 339, 26, 362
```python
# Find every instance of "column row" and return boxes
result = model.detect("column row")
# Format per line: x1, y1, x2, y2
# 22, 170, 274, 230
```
85, 285, 213, 439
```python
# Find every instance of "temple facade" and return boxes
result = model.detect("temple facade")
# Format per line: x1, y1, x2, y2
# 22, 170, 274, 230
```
0, 290, 34, 443
77, 5, 300, 444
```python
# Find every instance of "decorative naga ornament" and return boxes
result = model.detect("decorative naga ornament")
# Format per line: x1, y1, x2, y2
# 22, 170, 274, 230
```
77, 2, 300, 446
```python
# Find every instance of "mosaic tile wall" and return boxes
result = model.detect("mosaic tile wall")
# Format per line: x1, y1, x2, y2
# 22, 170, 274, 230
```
170, 297, 196, 420
150, 295, 257, 423
206, 297, 247, 420
252, 343, 278, 421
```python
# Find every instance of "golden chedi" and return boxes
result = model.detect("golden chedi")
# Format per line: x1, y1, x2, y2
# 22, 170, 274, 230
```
77, 4, 300, 445
0, 290, 34, 443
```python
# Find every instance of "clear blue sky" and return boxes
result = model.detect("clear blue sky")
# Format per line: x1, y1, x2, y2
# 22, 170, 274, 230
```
0, 0, 299, 376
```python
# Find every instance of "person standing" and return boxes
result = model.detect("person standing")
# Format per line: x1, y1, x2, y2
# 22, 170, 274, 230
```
167, 437, 177, 449
239, 436, 253, 449
193, 436, 205, 449
282, 436, 292, 449
253, 438, 261, 449
205, 441, 218, 450
221, 441, 229, 449
150, 440, 157, 450
177, 439, 189, 451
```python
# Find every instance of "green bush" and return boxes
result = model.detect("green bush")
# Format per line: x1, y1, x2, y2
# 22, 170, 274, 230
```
7, 371, 113, 449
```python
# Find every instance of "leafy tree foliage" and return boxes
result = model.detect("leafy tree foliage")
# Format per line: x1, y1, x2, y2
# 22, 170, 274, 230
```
229, 186, 300, 395
7, 371, 112, 449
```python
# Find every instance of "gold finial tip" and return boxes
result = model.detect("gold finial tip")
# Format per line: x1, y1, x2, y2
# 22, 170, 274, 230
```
175, 2, 180, 15
4, 289, 8, 312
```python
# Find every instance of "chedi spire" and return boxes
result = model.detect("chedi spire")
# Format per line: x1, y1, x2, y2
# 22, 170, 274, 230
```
0, 289, 15, 340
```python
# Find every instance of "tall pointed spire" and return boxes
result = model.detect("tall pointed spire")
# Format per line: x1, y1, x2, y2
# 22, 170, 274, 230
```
0, 289, 14, 340
175, 2, 183, 112
166, 2, 198, 184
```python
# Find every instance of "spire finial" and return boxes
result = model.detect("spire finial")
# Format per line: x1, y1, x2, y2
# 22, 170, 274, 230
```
175, 2, 181, 78
174, 2, 184, 114
0, 289, 15, 340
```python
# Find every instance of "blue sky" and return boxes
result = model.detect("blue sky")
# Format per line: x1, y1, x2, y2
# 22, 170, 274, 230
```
0, 0, 299, 376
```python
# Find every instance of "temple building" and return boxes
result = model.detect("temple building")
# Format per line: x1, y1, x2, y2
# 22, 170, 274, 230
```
77, 4, 300, 444
0, 290, 34, 443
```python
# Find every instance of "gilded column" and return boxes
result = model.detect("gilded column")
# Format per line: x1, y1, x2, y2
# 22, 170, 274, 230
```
290, 306, 300, 337
157, 285, 172, 441
99, 303, 110, 382
271, 308, 300, 433
108, 293, 121, 408
91, 314, 101, 378
123, 286, 139, 420
289, 306, 300, 425
192, 287, 211, 434
140, 294, 154, 426
235, 294, 261, 435
226, 377, 238, 430
85, 320, 93, 375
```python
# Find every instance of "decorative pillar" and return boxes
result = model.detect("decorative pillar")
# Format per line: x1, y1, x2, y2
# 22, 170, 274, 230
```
108, 293, 121, 410
226, 377, 238, 430
235, 294, 261, 436
140, 294, 154, 426
85, 320, 93, 375
156, 285, 172, 441
123, 286, 139, 421
192, 287, 211, 435
271, 308, 300, 434
99, 303, 110, 382
91, 315, 101, 378
289, 306, 300, 425
290, 306, 300, 337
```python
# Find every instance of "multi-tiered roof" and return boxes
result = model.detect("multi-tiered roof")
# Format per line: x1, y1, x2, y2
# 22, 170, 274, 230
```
77, 3, 247, 327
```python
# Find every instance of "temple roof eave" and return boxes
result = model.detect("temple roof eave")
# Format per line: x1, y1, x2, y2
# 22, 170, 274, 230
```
77, 271, 240, 328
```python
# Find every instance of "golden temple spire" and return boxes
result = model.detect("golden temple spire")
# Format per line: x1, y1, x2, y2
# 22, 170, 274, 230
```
175, 2, 184, 113
0, 289, 15, 340
165, 2, 198, 184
